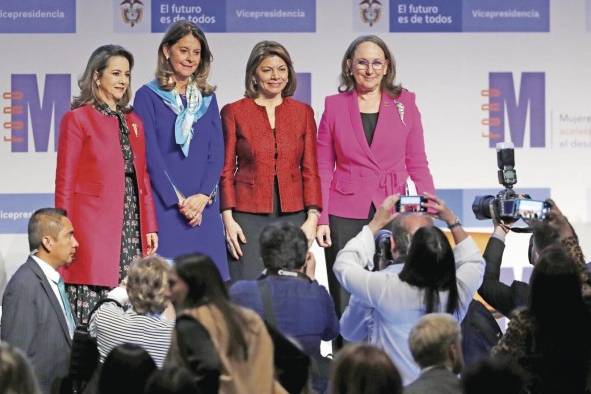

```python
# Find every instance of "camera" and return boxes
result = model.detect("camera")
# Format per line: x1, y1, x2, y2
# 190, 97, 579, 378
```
396, 195, 427, 213
472, 143, 549, 222
372, 229, 394, 271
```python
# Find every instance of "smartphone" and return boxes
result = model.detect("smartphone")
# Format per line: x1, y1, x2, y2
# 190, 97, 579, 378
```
516, 199, 549, 221
396, 196, 427, 213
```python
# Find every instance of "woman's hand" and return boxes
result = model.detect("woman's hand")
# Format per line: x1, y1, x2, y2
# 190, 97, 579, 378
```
146, 232, 158, 255
422, 192, 455, 225
301, 212, 319, 247
179, 194, 210, 227
368, 194, 400, 235
316, 225, 332, 248
222, 210, 246, 260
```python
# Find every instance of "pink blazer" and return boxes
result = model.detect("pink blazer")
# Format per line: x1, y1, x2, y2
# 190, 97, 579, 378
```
316, 90, 435, 224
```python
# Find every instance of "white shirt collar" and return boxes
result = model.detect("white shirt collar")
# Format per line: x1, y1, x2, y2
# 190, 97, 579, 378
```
31, 254, 61, 284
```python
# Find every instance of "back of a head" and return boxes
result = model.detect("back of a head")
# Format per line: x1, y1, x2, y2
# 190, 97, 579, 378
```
529, 245, 586, 324
408, 313, 461, 370
174, 253, 228, 307
126, 255, 169, 314
529, 221, 561, 264
462, 357, 525, 394
173, 254, 249, 360
399, 226, 458, 313
27, 208, 67, 252
0, 342, 41, 394
144, 366, 200, 394
259, 222, 308, 271
98, 343, 156, 394
390, 213, 433, 260
331, 344, 402, 394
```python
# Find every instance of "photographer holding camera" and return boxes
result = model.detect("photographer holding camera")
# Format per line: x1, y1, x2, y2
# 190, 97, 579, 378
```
478, 198, 591, 318
334, 193, 485, 385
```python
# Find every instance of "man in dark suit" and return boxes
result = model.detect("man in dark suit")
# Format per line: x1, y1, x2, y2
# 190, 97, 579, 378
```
1, 208, 79, 393
405, 314, 463, 394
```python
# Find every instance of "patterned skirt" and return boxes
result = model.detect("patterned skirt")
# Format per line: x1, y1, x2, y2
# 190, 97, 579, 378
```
66, 174, 142, 323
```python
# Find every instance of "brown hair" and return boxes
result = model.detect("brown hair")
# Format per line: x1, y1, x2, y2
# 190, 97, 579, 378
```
244, 40, 297, 99
0, 342, 41, 394
72, 45, 134, 112
155, 21, 215, 94
338, 35, 402, 98
331, 344, 402, 394
126, 255, 169, 315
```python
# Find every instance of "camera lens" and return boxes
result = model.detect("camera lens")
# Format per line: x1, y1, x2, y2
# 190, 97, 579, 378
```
472, 195, 495, 220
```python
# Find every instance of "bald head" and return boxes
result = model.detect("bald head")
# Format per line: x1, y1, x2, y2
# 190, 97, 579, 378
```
390, 213, 433, 260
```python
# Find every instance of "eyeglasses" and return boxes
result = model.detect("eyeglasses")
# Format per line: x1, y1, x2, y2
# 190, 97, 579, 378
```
353, 59, 387, 71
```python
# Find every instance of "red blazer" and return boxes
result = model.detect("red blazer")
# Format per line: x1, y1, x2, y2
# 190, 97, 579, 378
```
220, 97, 322, 213
317, 90, 435, 224
55, 105, 158, 287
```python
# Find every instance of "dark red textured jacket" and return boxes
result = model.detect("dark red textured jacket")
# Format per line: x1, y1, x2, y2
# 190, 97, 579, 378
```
220, 97, 322, 213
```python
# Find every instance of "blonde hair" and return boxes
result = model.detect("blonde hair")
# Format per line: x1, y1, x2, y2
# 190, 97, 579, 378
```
0, 342, 41, 394
244, 41, 297, 99
408, 313, 461, 369
126, 255, 169, 315
155, 21, 215, 94
72, 45, 134, 112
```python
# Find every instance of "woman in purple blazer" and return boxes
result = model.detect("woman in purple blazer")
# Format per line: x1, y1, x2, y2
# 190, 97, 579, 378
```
316, 35, 435, 318
134, 21, 229, 280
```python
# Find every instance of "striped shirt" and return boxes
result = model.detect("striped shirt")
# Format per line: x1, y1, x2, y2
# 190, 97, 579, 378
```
89, 302, 174, 367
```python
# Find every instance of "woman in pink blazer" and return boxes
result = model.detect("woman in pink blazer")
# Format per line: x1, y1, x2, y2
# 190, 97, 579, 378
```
316, 35, 435, 319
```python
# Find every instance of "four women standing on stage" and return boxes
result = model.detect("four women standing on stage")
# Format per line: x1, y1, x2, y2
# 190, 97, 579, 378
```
57, 24, 435, 295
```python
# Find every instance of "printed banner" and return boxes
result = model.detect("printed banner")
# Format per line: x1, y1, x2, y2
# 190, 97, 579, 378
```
0, 0, 76, 33
353, 0, 549, 32
0, 194, 54, 234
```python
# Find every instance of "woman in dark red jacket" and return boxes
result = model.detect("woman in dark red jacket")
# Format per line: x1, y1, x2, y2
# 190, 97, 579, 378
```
55, 45, 158, 321
220, 41, 322, 281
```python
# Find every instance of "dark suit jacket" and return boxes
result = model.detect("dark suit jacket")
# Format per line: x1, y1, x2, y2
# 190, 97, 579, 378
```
1, 257, 72, 393
220, 97, 322, 214
461, 300, 502, 367
404, 367, 461, 394
478, 236, 530, 317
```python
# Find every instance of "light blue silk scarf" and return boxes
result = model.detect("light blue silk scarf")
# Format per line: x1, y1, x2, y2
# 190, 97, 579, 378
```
146, 79, 212, 157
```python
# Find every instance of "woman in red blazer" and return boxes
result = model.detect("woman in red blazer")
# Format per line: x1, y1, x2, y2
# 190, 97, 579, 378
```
220, 41, 322, 281
55, 45, 158, 321
316, 35, 436, 319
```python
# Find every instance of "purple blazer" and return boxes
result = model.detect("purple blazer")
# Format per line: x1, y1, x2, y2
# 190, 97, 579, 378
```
316, 89, 435, 224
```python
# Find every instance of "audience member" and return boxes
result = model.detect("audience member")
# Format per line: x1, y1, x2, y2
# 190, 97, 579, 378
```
478, 199, 590, 317
0, 341, 41, 394
230, 222, 338, 392
460, 296, 502, 367
166, 253, 286, 393
97, 343, 156, 394
461, 357, 525, 394
405, 313, 463, 394
144, 366, 200, 394
1, 208, 78, 393
331, 343, 402, 394
89, 255, 173, 367
335, 194, 484, 384
492, 246, 591, 393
